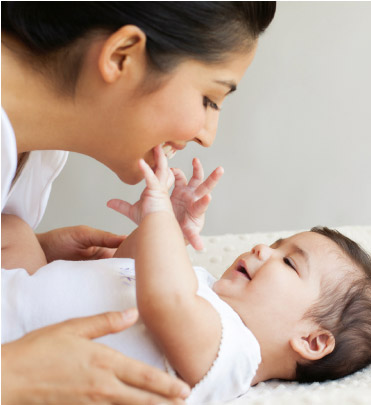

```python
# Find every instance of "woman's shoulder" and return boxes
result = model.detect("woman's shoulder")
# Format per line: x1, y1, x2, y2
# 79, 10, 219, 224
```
1, 108, 18, 211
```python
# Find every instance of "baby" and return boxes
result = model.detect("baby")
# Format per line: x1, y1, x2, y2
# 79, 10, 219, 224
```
2, 146, 371, 404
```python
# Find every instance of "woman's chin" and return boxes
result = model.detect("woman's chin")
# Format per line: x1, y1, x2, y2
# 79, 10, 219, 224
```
116, 167, 144, 185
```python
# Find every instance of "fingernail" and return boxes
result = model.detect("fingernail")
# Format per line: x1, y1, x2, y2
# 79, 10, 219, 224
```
121, 308, 138, 322
180, 385, 191, 398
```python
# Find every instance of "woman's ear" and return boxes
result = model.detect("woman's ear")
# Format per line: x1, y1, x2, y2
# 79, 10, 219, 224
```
98, 25, 147, 84
290, 329, 335, 361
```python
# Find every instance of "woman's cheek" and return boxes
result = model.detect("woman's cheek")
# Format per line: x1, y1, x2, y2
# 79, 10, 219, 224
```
171, 107, 205, 142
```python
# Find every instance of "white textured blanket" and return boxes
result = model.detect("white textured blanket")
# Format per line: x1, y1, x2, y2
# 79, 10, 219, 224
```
187, 226, 371, 405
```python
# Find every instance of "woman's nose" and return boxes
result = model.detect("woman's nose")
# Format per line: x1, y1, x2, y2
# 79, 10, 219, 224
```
251, 244, 273, 262
194, 112, 219, 147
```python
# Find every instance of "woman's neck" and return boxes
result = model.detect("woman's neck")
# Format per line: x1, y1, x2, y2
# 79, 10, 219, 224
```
1, 35, 81, 154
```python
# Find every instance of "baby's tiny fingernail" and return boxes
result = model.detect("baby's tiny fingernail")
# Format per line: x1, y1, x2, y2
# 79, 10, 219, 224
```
180, 385, 191, 398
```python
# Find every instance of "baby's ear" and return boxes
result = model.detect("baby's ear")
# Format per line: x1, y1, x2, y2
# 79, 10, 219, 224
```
290, 329, 335, 361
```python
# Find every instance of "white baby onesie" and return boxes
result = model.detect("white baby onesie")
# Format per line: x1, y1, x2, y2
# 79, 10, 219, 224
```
1, 259, 261, 404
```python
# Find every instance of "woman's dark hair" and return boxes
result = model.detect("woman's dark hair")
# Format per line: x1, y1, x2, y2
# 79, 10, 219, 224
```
1, 1, 276, 93
295, 226, 371, 382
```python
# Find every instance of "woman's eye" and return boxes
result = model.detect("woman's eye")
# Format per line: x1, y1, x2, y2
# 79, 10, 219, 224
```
203, 96, 220, 111
283, 257, 297, 272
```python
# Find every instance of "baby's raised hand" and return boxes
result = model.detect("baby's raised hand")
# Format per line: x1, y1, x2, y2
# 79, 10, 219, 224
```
171, 159, 224, 250
107, 145, 174, 224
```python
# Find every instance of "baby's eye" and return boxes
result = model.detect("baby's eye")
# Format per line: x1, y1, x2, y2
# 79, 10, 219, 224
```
283, 257, 297, 272
203, 96, 220, 111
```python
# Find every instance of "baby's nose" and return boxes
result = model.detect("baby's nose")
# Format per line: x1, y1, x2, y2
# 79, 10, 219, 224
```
251, 244, 273, 262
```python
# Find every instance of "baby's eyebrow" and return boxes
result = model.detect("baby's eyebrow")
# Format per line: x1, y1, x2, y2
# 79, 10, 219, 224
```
291, 243, 310, 269
271, 238, 311, 271
271, 238, 284, 248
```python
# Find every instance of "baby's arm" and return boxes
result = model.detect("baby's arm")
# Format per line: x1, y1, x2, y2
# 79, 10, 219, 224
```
136, 210, 221, 386
115, 147, 222, 387
1, 214, 47, 274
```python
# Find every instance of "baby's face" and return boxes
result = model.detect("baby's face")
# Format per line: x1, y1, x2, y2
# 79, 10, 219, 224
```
213, 232, 350, 344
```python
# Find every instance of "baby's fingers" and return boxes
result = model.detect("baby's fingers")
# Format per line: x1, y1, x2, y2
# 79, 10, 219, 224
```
192, 194, 212, 218
195, 166, 224, 199
107, 199, 133, 219
154, 145, 170, 183
166, 169, 175, 191
139, 159, 160, 189
186, 231, 204, 251
188, 158, 204, 188
172, 168, 187, 189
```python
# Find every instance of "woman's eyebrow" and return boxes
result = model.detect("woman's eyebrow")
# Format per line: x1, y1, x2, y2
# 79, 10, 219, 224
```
214, 80, 237, 94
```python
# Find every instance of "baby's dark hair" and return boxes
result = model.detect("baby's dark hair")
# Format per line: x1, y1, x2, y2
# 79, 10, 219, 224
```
295, 226, 371, 382
1, 1, 276, 93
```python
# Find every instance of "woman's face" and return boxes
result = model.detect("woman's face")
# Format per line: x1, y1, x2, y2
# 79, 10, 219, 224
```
85, 47, 257, 184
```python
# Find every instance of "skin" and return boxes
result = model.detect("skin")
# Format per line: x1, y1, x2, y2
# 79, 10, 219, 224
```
1, 24, 257, 405
2, 26, 256, 185
108, 149, 348, 387
213, 232, 354, 384
2, 149, 352, 393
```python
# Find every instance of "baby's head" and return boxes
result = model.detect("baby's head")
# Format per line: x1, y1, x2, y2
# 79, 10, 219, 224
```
213, 227, 371, 383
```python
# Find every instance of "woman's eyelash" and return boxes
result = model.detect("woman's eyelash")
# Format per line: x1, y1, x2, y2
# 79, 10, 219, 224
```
283, 257, 297, 272
203, 96, 220, 111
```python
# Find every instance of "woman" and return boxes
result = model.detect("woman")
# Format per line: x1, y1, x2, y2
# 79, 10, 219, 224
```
1, 2, 276, 404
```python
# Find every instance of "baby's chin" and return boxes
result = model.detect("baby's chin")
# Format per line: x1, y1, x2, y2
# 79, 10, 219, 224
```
212, 278, 230, 296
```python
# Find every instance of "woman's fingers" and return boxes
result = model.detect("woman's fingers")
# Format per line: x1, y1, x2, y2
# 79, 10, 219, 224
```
195, 166, 224, 198
60, 310, 139, 339
110, 351, 190, 401
3, 313, 189, 405
108, 378, 186, 405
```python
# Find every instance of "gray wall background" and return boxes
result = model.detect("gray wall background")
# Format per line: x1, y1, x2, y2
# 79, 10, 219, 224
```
37, 2, 371, 237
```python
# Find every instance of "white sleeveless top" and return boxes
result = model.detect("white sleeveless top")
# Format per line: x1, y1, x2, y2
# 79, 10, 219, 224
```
1, 259, 261, 404
1, 107, 68, 229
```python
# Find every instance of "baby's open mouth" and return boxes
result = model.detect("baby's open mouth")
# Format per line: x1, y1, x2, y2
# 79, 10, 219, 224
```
236, 262, 251, 280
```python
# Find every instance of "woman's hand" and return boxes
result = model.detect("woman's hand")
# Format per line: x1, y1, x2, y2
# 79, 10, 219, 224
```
1, 309, 190, 405
37, 226, 126, 262
107, 145, 175, 224
170, 159, 224, 250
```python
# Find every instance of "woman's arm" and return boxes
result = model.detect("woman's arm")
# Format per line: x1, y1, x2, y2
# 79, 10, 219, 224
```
113, 228, 138, 259
1, 214, 47, 274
